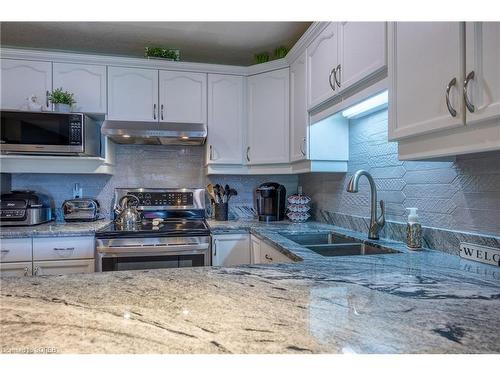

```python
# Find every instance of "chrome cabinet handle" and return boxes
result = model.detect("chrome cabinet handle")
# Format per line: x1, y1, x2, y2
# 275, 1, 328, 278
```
153, 104, 157, 120
299, 137, 306, 157
209, 145, 213, 161
1, 249, 10, 254
53, 247, 75, 251
328, 68, 336, 91
213, 239, 217, 257
333, 64, 341, 88
33, 266, 39, 276
161, 104, 164, 120
46, 90, 50, 108
464, 70, 475, 113
265, 254, 273, 261
23, 266, 29, 277
246, 146, 250, 162
445, 77, 457, 117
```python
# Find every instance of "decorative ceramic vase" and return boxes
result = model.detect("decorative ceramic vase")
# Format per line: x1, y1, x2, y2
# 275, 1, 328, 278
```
54, 103, 71, 113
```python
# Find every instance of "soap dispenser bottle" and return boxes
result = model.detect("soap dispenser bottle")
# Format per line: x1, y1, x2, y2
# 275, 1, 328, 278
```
406, 207, 422, 249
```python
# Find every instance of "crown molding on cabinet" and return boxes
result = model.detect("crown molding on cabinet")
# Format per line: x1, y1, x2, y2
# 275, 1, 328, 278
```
0, 22, 328, 77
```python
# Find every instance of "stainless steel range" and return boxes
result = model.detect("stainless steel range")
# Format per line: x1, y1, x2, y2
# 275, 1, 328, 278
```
95, 188, 210, 272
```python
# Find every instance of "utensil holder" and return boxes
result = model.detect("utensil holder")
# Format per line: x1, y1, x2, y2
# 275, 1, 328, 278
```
214, 203, 228, 221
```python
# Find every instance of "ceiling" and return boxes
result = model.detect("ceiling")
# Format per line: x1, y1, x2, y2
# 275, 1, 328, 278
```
0, 22, 312, 66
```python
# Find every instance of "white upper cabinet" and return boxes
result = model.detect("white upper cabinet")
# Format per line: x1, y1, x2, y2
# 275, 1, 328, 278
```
338, 22, 386, 92
307, 22, 339, 109
290, 51, 308, 162
107, 66, 158, 122
247, 68, 290, 165
159, 71, 207, 124
1, 59, 52, 111
207, 74, 244, 165
53, 63, 107, 113
389, 22, 465, 140
464, 22, 500, 125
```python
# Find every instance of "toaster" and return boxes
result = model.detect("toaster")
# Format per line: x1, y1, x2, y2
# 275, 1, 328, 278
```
62, 198, 100, 222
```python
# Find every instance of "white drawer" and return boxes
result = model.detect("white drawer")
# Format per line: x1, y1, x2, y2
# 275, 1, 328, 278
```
33, 259, 95, 276
0, 261, 33, 277
33, 236, 94, 261
0, 238, 32, 263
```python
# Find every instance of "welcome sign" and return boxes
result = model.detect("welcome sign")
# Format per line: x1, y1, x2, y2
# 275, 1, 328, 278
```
459, 242, 500, 267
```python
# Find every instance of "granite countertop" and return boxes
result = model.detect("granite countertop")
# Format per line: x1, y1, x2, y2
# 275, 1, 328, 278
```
0, 220, 111, 238
1, 219, 499, 354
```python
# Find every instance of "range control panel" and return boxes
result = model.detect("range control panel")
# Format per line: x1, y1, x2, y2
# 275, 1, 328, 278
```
127, 191, 194, 207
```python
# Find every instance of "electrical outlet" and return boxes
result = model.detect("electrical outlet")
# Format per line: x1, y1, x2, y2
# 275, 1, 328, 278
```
459, 242, 500, 267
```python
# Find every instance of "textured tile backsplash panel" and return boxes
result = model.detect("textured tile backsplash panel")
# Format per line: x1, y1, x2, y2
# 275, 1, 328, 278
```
11, 144, 298, 219
299, 109, 500, 237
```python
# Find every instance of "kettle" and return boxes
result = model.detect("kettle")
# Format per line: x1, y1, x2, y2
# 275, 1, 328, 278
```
115, 195, 143, 229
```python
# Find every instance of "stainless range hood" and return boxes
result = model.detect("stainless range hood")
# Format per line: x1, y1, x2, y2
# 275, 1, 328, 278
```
101, 120, 207, 145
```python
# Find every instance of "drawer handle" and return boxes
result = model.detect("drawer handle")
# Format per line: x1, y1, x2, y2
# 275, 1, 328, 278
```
53, 247, 75, 251
1, 249, 10, 253
265, 254, 273, 261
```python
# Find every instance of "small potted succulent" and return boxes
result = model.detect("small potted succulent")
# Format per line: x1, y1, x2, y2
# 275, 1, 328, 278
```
49, 88, 76, 112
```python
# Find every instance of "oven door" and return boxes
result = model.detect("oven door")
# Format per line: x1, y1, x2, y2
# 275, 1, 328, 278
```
95, 236, 211, 272
0, 111, 84, 154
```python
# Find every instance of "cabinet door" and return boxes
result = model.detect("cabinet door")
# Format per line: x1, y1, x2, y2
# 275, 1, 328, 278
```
465, 22, 500, 125
107, 66, 158, 122
1, 59, 52, 111
0, 261, 32, 277
260, 241, 293, 264
207, 74, 244, 164
389, 22, 465, 140
212, 234, 250, 266
338, 22, 386, 92
53, 63, 107, 113
290, 51, 308, 162
247, 68, 289, 165
33, 259, 94, 276
33, 236, 94, 261
250, 235, 261, 264
307, 22, 339, 109
159, 70, 207, 124
0, 238, 32, 262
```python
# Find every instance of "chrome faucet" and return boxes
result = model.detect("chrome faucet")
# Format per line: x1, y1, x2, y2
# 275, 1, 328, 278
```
346, 170, 385, 240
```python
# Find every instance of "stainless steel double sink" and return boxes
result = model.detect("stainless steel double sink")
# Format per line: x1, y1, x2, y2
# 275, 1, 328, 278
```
280, 232, 400, 257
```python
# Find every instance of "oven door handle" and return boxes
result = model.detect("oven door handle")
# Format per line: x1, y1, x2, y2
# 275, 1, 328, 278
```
97, 243, 209, 254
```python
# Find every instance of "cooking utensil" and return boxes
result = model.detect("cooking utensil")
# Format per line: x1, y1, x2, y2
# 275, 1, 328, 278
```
206, 184, 217, 203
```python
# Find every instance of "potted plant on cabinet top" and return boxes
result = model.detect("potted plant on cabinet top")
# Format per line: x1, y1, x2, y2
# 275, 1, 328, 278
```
49, 88, 76, 112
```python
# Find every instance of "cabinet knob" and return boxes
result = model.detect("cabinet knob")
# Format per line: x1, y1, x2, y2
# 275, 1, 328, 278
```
464, 70, 475, 113
445, 77, 458, 117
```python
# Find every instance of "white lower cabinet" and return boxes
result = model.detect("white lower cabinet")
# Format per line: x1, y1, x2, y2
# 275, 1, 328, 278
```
212, 233, 250, 267
0, 236, 95, 276
33, 259, 94, 276
250, 235, 293, 264
0, 261, 32, 277
33, 236, 94, 261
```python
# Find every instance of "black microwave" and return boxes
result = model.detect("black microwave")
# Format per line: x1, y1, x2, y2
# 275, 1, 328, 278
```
0, 110, 101, 156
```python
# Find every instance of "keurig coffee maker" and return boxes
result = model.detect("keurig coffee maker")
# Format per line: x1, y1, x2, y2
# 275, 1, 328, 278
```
255, 182, 286, 222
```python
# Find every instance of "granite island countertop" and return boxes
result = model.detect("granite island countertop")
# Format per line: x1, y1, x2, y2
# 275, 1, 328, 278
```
1, 219, 499, 354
